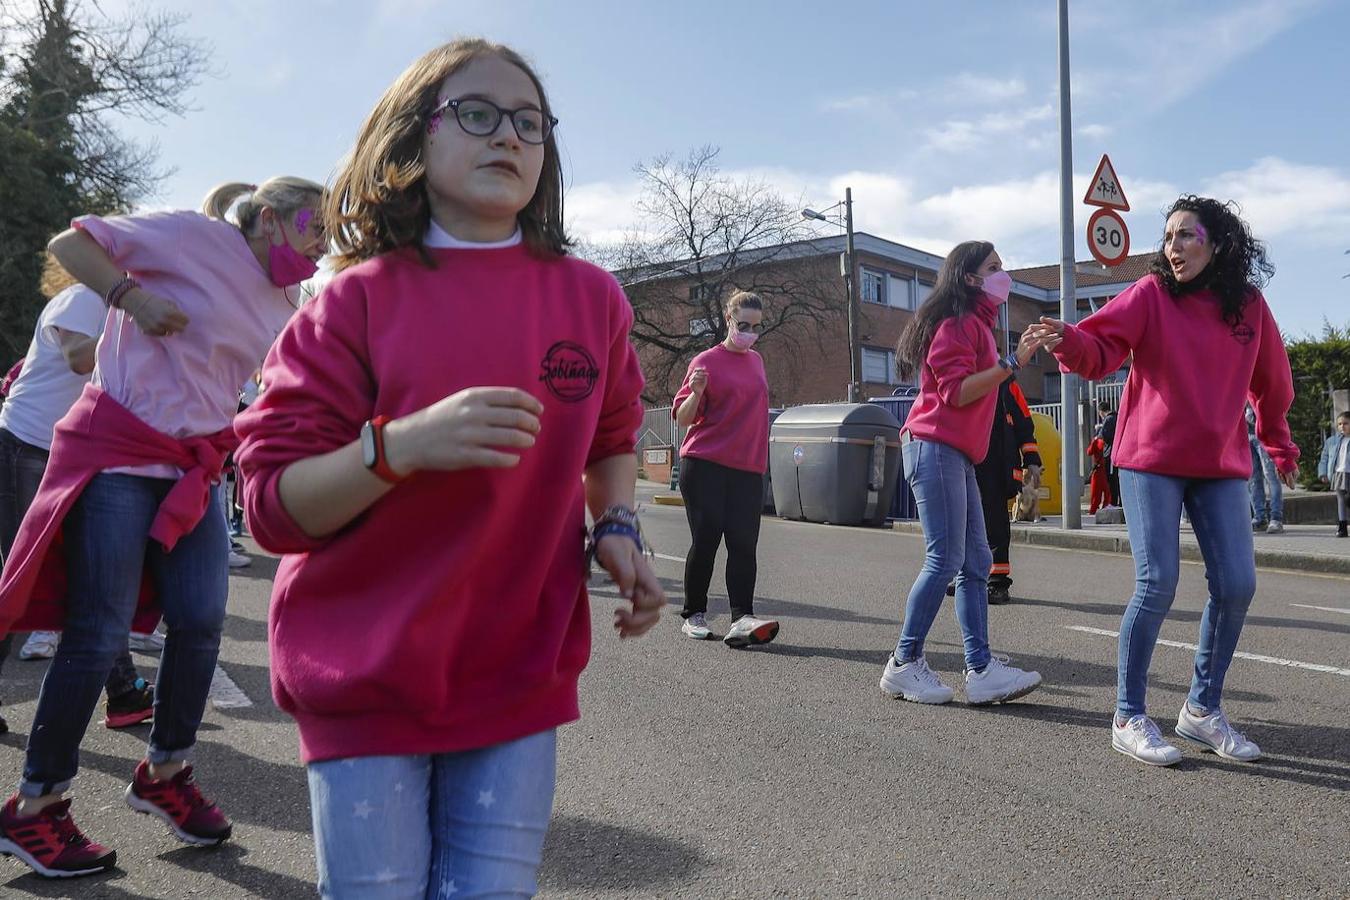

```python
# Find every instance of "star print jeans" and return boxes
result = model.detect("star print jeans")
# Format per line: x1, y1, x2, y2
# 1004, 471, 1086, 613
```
307, 729, 557, 899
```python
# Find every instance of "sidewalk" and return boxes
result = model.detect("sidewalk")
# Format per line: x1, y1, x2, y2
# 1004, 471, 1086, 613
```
892, 515, 1350, 576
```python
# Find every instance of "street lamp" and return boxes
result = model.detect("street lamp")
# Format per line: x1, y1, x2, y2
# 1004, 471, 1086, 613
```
802, 186, 861, 403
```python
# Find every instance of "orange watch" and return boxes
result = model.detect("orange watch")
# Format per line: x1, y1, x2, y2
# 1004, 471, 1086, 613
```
360, 415, 405, 484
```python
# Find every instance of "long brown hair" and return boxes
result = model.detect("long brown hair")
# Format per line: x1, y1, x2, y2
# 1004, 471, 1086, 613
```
326, 38, 568, 272
894, 240, 993, 380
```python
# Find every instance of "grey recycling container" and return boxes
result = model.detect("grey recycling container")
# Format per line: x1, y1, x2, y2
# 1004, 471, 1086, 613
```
769, 403, 903, 526
763, 408, 784, 513
867, 395, 919, 520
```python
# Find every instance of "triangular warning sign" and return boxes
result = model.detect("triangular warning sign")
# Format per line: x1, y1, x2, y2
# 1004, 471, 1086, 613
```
1083, 154, 1130, 211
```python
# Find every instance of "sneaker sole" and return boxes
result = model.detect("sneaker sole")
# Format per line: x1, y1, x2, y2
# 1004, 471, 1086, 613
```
1174, 723, 1262, 762
1111, 735, 1182, 767
124, 788, 232, 847
105, 709, 154, 729
966, 677, 1043, 706
0, 837, 116, 878
18, 650, 55, 661
723, 621, 779, 649
879, 683, 953, 704
681, 628, 713, 640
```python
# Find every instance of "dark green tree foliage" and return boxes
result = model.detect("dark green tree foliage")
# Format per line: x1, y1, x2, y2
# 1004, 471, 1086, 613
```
1285, 322, 1350, 485
0, 0, 208, 358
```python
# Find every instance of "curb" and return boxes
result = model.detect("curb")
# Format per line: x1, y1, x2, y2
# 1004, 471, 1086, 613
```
652, 494, 684, 507
889, 521, 1350, 577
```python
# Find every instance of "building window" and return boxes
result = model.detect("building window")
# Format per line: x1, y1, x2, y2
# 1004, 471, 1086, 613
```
688, 282, 718, 304
915, 281, 933, 307
688, 317, 717, 337
887, 273, 914, 310
1044, 372, 1061, 402
861, 269, 887, 305
861, 346, 900, 385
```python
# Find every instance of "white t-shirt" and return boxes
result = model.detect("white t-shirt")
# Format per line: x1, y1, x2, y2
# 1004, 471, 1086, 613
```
0, 286, 106, 450
1338, 436, 1349, 474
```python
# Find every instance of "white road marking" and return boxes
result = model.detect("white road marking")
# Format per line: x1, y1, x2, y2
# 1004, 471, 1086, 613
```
1290, 603, 1350, 616
208, 664, 253, 708
653, 552, 685, 563
1065, 625, 1350, 677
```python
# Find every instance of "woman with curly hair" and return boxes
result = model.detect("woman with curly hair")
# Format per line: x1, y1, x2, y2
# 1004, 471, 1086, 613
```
1033, 196, 1298, 767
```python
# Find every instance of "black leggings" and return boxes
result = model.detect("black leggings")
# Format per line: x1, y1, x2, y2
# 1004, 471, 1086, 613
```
678, 456, 763, 621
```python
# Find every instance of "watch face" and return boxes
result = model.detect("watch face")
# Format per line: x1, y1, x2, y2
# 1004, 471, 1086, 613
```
361, 423, 378, 468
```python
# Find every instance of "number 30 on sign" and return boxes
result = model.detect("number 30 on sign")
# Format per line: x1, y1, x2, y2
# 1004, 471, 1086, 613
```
1087, 207, 1129, 266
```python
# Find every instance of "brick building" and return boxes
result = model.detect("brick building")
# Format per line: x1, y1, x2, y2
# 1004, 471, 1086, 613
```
621, 233, 1151, 408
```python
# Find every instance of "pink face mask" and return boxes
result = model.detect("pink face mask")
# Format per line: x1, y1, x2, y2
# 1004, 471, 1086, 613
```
977, 270, 1013, 304
730, 329, 759, 350
266, 213, 319, 288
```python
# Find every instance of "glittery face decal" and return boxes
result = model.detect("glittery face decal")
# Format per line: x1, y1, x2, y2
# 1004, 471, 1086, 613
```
427, 98, 445, 135
1193, 223, 1208, 246
295, 208, 314, 235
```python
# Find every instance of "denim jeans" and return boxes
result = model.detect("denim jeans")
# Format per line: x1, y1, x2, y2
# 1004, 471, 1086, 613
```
1116, 468, 1256, 719
20, 472, 228, 796
894, 438, 992, 671
307, 730, 557, 899
0, 428, 139, 698
1248, 438, 1283, 523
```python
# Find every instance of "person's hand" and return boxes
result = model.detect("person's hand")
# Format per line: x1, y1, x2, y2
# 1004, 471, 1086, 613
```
1031, 316, 1066, 351
125, 288, 190, 337
1015, 325, 1043, 366
384, 387, 543, 475
688, 366, 708, 395
595, 535, 665, 638
1279, 469, 1297, 489
1320, 475, 1329, 484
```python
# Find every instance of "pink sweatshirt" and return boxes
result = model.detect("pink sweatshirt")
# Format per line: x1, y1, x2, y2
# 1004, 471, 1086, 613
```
1053, 274, 1297, 479
233, 244, 645, 764
0, 385, 234, 635
673, 344, 770, 474
902, 296, 1002, 464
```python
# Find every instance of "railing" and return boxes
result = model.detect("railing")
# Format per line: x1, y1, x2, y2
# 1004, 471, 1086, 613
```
1028, 403, 1062, 431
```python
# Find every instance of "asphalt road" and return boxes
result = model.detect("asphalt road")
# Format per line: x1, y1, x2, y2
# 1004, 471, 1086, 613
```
0, 484, 1346, 897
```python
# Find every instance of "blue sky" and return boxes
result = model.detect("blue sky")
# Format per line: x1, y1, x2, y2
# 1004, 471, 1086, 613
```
89, 0, 1350, 335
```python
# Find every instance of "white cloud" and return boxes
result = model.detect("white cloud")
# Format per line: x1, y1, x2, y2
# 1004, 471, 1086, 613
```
818, 88, 918, 113
1076, 123, 1111, 140
922, 104, 1055, 153
946, 73, 1028, 103
1201, 157, 1350, 242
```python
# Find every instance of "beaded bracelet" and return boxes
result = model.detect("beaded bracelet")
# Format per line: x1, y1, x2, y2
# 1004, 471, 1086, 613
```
105, 274, 139, 309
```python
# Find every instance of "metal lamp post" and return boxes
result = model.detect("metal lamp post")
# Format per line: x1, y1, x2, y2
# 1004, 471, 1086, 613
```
802, 187, 861, 403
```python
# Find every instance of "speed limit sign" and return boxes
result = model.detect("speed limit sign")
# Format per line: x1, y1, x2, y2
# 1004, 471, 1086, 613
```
1087, 207, 1130, 266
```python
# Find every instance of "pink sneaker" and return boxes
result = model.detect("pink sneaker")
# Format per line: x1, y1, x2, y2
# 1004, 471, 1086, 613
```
124, 761, 232, 846
0, 795, 116, 878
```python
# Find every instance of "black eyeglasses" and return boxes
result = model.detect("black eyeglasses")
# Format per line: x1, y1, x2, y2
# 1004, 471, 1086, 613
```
429, 97, 558, 145
733, 321, 765, 334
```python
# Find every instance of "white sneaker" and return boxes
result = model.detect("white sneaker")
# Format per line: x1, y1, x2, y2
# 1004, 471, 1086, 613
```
722, 615, 779, 648
879, 656, 954, 704
1265, 521, 1284, 534
128, 630, 166, 654
680, 613, 712, 640
228, 550, 251, 569
1112, 714, 1183, 766
964, 655, 1042, 705
1175, 705, 1261, 761
18, 631, 59, 660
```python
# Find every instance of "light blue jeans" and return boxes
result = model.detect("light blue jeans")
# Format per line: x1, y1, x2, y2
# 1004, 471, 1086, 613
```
894, 438, 992, 671
307, 730, 557, 899
1248, 438, 1283, 524
1117, 469, 1256, 719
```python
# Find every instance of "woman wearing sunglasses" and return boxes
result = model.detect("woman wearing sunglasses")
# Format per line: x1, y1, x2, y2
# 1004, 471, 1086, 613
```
673, 291, 779, 648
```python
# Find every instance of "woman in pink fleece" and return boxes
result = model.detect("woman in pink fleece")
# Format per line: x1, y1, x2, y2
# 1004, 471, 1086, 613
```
878, 241, 1044, 707
1034, 196, 1298, 767
0, 177, 324, 878
233, 39, 664, 899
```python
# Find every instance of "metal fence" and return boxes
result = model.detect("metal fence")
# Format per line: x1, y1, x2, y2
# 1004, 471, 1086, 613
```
636, 405, 684, 453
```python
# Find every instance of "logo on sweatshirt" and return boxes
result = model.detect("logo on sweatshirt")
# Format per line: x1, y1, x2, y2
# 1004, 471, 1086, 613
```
539, 341, 600, 402
1230, 322, 1255, 345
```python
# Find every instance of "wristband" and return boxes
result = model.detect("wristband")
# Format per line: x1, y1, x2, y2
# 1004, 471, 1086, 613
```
105, 275, 140, 309
999, 353, 1021, 373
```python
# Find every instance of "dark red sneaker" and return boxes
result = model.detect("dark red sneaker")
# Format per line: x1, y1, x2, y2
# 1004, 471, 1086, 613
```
125, 761, 232, 846
105, 681, 154, 729
0, 795, 116, 878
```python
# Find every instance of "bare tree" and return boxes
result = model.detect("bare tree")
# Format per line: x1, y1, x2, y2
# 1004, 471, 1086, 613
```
606, 146, 848, 401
